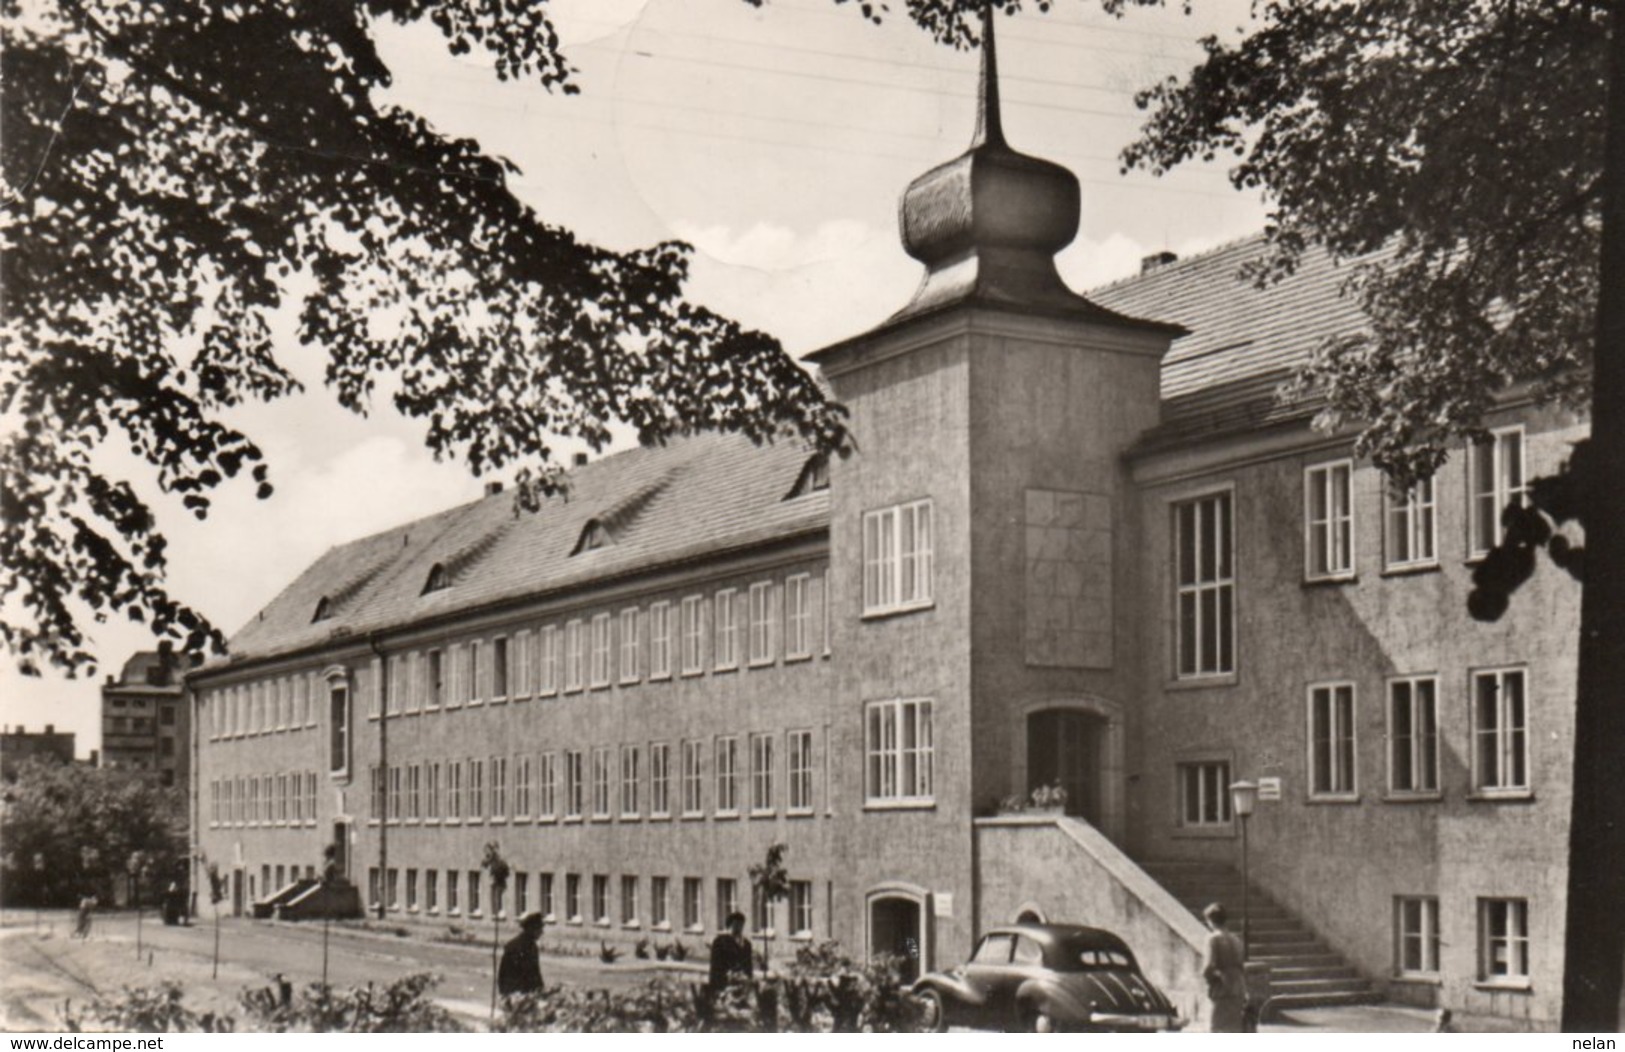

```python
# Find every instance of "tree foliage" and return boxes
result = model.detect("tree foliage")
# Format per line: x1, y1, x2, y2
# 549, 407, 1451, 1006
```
1, 0, 848, 677
0, 757, 187, 906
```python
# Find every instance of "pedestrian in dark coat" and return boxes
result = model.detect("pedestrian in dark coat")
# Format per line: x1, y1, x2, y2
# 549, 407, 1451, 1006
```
708, 911, 754, 992
498, 911, 546, 997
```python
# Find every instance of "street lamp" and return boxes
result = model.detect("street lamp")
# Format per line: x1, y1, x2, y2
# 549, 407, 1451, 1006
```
1229, 780, 1259, 961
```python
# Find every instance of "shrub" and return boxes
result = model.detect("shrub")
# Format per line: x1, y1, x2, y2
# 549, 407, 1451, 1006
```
62, 983, 233, 1033
239, 973, 464, 1033
669, 939, 689, 962
598, 941, 621, 964
634, 938, 651, 960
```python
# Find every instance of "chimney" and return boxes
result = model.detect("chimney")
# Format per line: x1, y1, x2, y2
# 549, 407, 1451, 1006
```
484, 481, 504, 497
45, 724, 54, 734
573, 452, 589, 468
1140, 251, 1178, 274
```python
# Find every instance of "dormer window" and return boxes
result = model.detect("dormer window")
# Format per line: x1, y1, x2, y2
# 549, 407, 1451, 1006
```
785, 456, 830, 500
422, 563, 449, 595
312, 596, 333, 623
572, 521, 613, 556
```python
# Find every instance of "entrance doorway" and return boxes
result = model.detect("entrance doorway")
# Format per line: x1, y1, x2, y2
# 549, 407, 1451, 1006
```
231, 869, 244, 917
870, 896, 925, 982
331, 822, 349, 881
1027, 709, 1106, 825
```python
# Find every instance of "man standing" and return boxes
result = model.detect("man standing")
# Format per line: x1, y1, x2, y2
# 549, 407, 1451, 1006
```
498, 911, 546, 998
708, 911, 754, 992
1202, 902, 1248, 1033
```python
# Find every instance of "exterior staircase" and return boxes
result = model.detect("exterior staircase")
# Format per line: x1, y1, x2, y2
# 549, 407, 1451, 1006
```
1137, 859, 1379, 1010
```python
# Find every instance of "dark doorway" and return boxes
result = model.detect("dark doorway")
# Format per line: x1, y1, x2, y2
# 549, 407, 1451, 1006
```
331, 822, 349, 880
870, 896, 924, 982
231, 869, 244, 917
1027, 709, 1105, 824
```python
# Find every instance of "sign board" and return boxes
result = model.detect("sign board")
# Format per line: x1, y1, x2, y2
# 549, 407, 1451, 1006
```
933, 893, 954, 919
1258, 777, 1282, 802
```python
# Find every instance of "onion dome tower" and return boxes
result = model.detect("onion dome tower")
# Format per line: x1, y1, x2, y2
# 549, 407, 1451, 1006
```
892, 5, 1173, 333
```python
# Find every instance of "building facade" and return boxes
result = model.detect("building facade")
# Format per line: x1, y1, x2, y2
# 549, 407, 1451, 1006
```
0, 724, 77, 781
190, 20, 1579, 1030
101, 650, 189, 789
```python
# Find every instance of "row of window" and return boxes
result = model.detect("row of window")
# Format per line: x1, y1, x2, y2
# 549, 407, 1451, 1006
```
209, 771, 321, 827
361, 867, 817, 938
207, 571, 834, 744
1395, 895, 1531, 987
1175, 668, 1532, 828
1172, 428, 1532, 680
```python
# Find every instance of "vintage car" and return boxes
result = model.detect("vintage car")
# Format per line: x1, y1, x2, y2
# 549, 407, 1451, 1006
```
912, 923, 1183, 1032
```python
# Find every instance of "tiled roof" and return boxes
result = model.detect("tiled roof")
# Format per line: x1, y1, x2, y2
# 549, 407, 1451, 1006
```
216, 433, 827, 667
1089, 235, 1373, 450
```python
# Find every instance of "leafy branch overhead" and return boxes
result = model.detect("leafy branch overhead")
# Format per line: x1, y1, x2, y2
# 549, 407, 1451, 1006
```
0, 0, 849, 677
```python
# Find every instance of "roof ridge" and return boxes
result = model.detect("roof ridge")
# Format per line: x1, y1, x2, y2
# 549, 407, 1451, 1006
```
1086, 230, 1268, 296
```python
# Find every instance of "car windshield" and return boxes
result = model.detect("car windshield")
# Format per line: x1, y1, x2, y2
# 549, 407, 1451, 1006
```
1049, 935, 1134, 971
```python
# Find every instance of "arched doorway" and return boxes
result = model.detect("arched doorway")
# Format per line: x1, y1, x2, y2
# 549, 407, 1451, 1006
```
869, 895, 925, 982
1027, 709, 1107, 825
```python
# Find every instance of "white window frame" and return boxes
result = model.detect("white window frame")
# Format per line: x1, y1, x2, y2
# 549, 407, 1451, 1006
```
1478, 898, 1530, 985
589, 613, 613, 689
649, 601, 673, 680
468, 639, 485, 706
1387, 676, 1440, 798
748, 581, 777, 666
591, 746, 611, 819
538, 625, 560, 696
1385, 476, 1437, 571
787, 729, 814, 814
784, 573, 812, 660
1176, 759, 1233, 829
651, 876, 670, 930
592, 874, 610, 926
512, 629, 532, 700
681, 739, 704, 816
619, 608, 640, 684
514, 754, 531, 820
683, 877, 704, 933
620, 744, 641, 818
468, 757, 485, 822
621, 874, 640, 928
714, 589, 740, 671
490, 755, 508, 821
491, 635, 510, 702
650, 742, 671, 818
861, 498, 934, 616
426, 761, 441, 822
1307, 682, 1358, 800
715, 736, 740, 815
1173, 489, 1236, 680
864, 698, 935, 806
1395, 896, 1441, 978
537, 752, 557, 821
680, 596, 707, 676
564, 750, 584, 819
425, 648, 444, 711
749, 731, 775, 814
1305, 460, 1355, 581
1468, 426, 1528, 558
789, 880, 814, 938
1472, 667, 1531, 796
564, 619, 585, 692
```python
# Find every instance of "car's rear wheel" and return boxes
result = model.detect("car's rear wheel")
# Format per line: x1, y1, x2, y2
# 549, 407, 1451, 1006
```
1017, 1002, 1057, 1033
917, 988, 949, 1033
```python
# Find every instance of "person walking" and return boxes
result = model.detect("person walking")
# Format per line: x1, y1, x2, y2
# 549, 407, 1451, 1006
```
497, 911, 546, 998
1202, 902, 1248, 1033
708, 911, 754, 992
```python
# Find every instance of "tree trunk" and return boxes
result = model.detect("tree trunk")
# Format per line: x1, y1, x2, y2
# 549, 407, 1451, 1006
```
1561, 1, 1625, 1033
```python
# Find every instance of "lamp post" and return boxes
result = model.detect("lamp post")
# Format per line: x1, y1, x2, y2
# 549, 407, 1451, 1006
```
1229, 780, 1259, 961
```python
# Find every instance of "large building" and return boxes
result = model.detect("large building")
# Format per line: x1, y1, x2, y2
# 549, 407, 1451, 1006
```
101, 650, 189, 789
0, 724, 77, 782
189, 19, 1580, 1031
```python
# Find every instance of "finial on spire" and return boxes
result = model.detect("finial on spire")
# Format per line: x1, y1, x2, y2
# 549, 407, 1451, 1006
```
972, 3, 1005, 148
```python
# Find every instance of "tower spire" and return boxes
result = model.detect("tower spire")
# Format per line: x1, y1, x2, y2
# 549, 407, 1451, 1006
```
972, 3, 1005, 148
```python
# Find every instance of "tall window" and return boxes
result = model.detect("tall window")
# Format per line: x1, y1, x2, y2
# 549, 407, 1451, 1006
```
1173, 492, 1235, 678
539, 873, 555, 921
864, 699, 934, 803
468, 870, 482, 916
649, 601, 673, 680
426, 649, 444, 710
1473, 668, 1529, 793
683, 878, 704, 931
538, 753, 557, 820
592, 875, 610, 925
514, 872, 528, 916
1386, 477, 1437, 569
490, 755, 508, 820
467, 640, 483, 705
448, 760, 463, 820
1388, 677, 1439, 795
748, 582, 776, 665
539, 625, 560, 696
426, 870, 439, 913
515, 755, 531, 819
650, 743, 671, 816
565, 874, 581, 922
620, 745, 641, 817
1308, 683, 1357, 799
785, 574, 812, 659
492, 636, 509, 699
565, 751, 584, 818
750, 732, 775, 813
468, 758, 485, 819
788, 730, 814, 813
651, 876, 670, 929
715, 737, 740, 814
426, 761, 441, 820
714, 589, 740, 670
447, 870, 460, 915
592, 747, 611, 817
1479, 898, 1530, 982
407, 763, 421, 820
681, 596, 707, 675
512, 629, 531, 699
1469, 427, 1527, 556
564, 619, 584, 692
789, 880, 814, 938
328, 683, 350, 774
682, 740, 704, 815
444, 644, 463, 710
1177, 760, 1232, 827
590, 613, 612, 688
1395, 897, 1440, 977
620, 875, 639, 926
619, 608, 640, 683
716, 878, 738, 929
1305, 461, 1355, 580
862, 499, 934, 614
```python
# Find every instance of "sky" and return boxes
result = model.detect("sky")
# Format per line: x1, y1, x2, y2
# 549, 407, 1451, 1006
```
1, 0, 1266, 755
